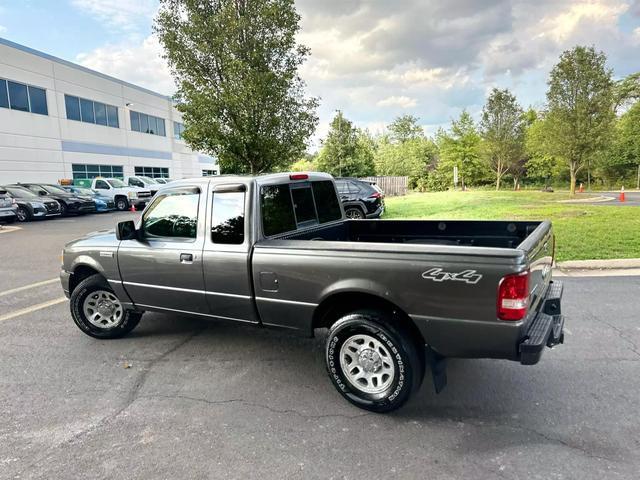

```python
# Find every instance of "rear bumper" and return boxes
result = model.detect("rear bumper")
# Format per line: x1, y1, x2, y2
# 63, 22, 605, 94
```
519, 281, 564, 365
366, 204, 384, 218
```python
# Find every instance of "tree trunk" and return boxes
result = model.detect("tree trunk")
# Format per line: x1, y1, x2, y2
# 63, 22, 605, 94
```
496, 159, 501, 190
569, 167, 577, 195
637, 164, 640, 190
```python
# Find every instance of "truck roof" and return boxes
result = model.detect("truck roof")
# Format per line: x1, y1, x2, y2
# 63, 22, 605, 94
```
167, 172, 334, 189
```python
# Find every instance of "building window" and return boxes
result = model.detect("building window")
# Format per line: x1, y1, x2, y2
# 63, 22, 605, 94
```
174, 122, 185, 140
0, 78, 48, 115
130, 110, 166, 136
134, 166, 169, 178
72, 164, 124, 180
202, 170, 218, 177
64, 94, 119, 128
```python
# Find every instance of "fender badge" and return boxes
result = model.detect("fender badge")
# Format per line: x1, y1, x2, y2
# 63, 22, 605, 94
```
99, 251, 114, 258
422, 268, 482, 285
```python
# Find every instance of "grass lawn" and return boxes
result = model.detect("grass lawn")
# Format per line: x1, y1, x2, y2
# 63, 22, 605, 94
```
383, 191, 640, 261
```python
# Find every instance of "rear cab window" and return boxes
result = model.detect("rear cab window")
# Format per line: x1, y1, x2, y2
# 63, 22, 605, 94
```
260, 179, 342, 237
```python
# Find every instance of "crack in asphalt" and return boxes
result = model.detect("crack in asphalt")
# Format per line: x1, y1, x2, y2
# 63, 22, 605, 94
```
13, 328, 206, 477
137, 393, 372, 420
586, 311, 640, 359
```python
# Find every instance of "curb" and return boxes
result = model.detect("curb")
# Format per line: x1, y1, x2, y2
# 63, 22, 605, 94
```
558, 195, 614, 204
555, 258, 640, 270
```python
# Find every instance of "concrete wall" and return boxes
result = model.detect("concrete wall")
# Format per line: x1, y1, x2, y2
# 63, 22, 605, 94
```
0, 38, 218, 184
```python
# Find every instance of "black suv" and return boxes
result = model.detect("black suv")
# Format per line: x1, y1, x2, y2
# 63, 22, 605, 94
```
11, 183, 96, 216
335, 178, 385, 219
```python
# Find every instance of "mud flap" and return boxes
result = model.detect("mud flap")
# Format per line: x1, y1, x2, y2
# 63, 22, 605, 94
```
426, 346, 447, 393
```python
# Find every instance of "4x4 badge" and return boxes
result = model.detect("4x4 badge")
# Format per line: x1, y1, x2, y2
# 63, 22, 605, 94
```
422, 268, 482, 285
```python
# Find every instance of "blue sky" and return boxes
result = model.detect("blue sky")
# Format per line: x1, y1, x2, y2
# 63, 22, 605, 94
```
1, 0, 639, 148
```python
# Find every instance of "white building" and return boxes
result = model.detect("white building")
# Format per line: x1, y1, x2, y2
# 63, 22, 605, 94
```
0, 37, 219, 185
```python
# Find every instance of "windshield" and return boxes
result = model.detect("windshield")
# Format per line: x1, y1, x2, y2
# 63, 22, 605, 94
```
6, 187, 39, 198
43, 184, 70, 195
107, 178, 127, 188
139, 176, 158, 184
74, 187, 95, 196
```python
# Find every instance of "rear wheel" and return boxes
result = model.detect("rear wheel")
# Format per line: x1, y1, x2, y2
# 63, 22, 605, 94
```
325, 310, 423, 413
16, 206, 31, 222
70, 274, 141, 339
345, 207, 365, 219
115, 197, 129, 211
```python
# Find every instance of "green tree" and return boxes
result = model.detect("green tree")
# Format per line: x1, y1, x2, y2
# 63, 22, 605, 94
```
614, 72, 640, 112
610, 102, 640, 188
544, 46, 615, 194
387, 115, 424, 143
315, 112, 375, 177
525, 115, 566, 186
480, 88, 526, 190
374, 136, 437, 185
436, 111, 489, 189
154, 0, 319, 174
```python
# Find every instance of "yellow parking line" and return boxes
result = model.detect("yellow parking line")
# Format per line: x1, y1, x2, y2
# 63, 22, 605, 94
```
0, 278, 59, 297
0, 297, 67, 322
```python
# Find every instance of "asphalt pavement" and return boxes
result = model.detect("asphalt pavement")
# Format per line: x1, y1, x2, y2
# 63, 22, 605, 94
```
1, 213, 639, 479
573, 190, 640, 206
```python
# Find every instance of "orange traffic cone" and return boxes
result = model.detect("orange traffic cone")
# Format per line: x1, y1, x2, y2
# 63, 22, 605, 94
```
619, 186, 626, 202
130, 203, 136, 212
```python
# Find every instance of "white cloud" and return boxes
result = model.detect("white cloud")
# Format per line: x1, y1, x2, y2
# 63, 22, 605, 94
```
71, 0, 157, 31
0, 25, 6, 34
376, 95, 417, 108
76, 35, 174, 95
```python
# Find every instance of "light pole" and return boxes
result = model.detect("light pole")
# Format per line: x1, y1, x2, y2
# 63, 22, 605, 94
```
335, 109, 342, 177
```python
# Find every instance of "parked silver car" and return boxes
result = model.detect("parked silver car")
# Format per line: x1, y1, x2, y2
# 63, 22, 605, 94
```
0, 188, 18, 223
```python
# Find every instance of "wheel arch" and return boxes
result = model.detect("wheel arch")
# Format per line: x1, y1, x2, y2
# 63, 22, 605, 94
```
311, 291, 426, 348
68, 260, 105, 294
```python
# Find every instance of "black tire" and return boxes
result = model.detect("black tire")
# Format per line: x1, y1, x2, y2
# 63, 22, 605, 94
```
345, 207, 365, 219
59, 202, 68, 216
115, 197, 129, 211
16, 206, 31, 222
325, 310, 424, 413
70, 274, 142, 339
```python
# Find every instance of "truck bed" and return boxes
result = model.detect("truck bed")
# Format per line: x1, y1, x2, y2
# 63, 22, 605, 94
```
275, 219, 543, 249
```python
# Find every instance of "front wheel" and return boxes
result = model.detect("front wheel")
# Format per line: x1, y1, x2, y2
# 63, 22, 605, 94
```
16, 206, 31, 222
115, 197, 129, 211
70, 274, 141, 339
325, 311, 423, 413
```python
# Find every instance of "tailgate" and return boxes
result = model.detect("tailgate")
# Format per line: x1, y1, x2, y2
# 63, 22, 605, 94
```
518, 221, 554, 315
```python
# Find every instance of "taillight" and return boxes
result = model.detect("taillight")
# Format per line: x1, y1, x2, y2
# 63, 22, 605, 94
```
369, 192, 382, 199
497, 271, 530, 321
289, 174, 308, 180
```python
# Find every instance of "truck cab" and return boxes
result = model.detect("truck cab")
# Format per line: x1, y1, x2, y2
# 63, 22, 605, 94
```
123, 176, 160, 196
90, 177, 153, 211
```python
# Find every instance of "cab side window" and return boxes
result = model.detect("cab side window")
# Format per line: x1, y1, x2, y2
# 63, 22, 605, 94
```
129, 178, 144, 188
95, 180, 109, 190
211, 192, 245, 244
142, 189, 200, 239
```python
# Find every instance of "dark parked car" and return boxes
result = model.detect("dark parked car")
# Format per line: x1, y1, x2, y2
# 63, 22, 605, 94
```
11, 183, 96, 216
1, 185, 61, 221
335, 178, 385, 219
0, 188, 18, 224
63, 186, 116, 212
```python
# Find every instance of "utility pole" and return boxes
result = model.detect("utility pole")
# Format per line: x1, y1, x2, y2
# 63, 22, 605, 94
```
336, 109, 342, 177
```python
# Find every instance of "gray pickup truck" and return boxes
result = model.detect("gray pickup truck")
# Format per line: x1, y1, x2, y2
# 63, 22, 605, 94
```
60, 173, 564, 412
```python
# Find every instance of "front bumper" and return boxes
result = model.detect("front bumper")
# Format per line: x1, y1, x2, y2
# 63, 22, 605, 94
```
519, 281, 564, 365
130, 198, 148, 208
60, 269, 71, 298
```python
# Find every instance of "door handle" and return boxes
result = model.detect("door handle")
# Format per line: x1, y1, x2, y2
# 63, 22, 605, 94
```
180, 253, 193, 263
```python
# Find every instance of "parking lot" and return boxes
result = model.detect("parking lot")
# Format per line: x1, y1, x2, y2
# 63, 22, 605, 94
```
1, 213, 640, 479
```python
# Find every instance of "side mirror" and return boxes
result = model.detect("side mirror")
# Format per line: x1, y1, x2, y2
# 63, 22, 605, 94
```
116, 220, 138, 241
